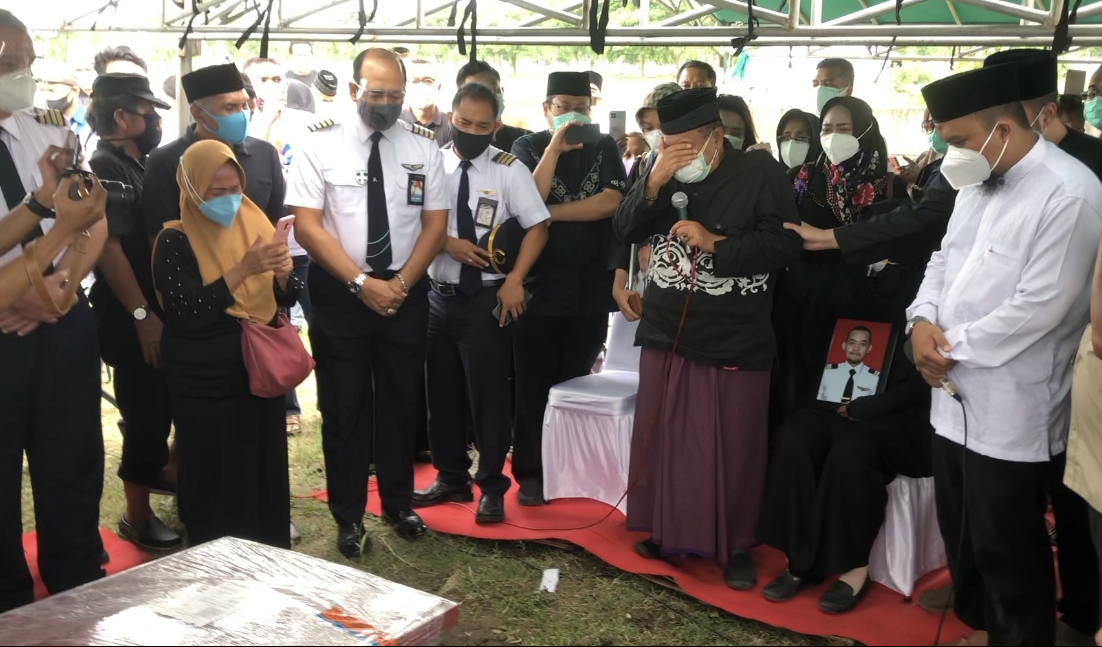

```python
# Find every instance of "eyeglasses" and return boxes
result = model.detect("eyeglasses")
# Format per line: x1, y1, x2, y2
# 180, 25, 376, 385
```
411, 78, 436, 86
358, 83, 406, 103
549, 102, 591, 115
921, 118, 935, 135
777, 134, 811, 144
1084, 89, 1099, 100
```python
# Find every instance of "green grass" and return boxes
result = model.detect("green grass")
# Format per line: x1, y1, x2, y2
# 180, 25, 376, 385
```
18, 363, 842, 646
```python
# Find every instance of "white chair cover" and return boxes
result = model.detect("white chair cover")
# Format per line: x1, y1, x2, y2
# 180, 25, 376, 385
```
868, 475, 946, 597
542, 314, 640, 512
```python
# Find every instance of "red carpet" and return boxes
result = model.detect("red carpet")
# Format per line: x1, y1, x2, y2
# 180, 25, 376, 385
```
23, 528, 149, 601
312, 463, 969, 646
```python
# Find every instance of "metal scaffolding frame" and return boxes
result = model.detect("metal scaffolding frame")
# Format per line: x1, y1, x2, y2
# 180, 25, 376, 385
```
33, 0, 1102, 47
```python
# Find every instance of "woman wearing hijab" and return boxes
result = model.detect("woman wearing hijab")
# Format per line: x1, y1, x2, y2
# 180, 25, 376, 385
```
773, 96, 907, 414
775, 108, 822, 170
152, 140, 302, 548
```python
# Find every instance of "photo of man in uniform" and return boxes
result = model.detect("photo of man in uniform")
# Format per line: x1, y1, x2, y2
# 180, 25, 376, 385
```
818, 325, 881, 403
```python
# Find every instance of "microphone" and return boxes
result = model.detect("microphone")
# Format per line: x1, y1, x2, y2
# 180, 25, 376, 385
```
671, 192, 690, 221
940, 377, 963, 402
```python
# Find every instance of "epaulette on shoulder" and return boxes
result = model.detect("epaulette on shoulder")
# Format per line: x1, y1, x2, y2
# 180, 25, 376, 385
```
307, 118, 335, 133
868, 368, 880, 376
828, 363, 839, 369
492, 151, 516, 166
409, 123, 436, 141
32, 108, 68, 128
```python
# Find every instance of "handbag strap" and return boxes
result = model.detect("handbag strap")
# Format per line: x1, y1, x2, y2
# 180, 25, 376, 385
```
23, 229, 90, 317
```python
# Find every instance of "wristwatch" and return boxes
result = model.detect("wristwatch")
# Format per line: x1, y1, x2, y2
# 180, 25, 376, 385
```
23, 192, 55, 219
348, 272, 368, 295
132, 306, 148, 321
905, 315, 930, 338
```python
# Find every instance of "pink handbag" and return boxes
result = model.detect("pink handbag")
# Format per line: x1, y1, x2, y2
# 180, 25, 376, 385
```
240, 312, 315, 398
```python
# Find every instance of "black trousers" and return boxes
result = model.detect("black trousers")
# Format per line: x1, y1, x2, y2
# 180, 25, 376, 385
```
512, 314, 608, 485
1049, 454, 1101, 636
1089, 505, 1102, 631
757, 406, 933, 578
284, 256, 311, 416
426, 288, 513, 496
0, 299, 105, 612
933, 434, 1055, 645
109, 356, 172, 487
308, 265, 430, 523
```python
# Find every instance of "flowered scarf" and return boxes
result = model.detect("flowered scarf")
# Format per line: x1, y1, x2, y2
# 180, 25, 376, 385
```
794, 149, 890, 226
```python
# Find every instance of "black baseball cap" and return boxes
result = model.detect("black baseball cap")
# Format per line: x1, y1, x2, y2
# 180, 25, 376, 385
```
91, 73, 170, 109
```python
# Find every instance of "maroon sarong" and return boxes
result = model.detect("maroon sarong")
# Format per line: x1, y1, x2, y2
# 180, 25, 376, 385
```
626, 347, 770, 566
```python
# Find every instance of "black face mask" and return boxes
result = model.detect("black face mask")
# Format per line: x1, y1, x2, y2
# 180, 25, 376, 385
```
357, 101, 402, 131
133, 112, 163, 156
452, 127, 493, 161
47, 96, 72, 113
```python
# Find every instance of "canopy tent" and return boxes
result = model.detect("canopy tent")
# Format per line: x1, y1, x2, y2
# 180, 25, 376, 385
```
24, 0, 1102, 48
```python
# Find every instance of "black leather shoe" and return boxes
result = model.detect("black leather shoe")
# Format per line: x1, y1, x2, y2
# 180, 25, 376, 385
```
337, 522, 371, 558
382, 509, 427, 540
413, 451, 433, 464
818, 576, 872, 614
475, 494, 505, 525
412, 481, 473, 508
516, 480, 545, 506
633, 538, 662, 560
763, 570, 817, 602
723, 550, 757, 591
119, 514, 182, 551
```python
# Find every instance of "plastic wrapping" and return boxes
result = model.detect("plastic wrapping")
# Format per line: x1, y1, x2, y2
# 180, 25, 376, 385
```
868, 475, 947, 597
0, 537, 459, 646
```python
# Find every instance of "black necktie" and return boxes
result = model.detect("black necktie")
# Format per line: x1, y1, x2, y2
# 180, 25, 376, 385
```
456, 160, 481, 295
841, 368, 857, 403
0, 135, 42, 244
366, 131, 392, 272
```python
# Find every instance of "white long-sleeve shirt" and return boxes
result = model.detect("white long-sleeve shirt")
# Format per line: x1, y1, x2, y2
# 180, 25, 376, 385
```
907, 138, 1102, 463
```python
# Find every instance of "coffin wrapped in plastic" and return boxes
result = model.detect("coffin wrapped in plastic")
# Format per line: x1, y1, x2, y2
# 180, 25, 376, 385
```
0, 536, 459, 646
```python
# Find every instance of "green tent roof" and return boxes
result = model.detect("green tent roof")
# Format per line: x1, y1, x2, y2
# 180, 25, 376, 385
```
715, 0, 1102, 26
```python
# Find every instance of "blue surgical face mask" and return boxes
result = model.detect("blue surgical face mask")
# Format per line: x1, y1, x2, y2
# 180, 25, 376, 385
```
928, 128, 948, 155
495, 92, 505, 120
198, 105, 248, 145
1086, 98, 1102, 131
551, 111, 590, 131
198, 194, 242, 228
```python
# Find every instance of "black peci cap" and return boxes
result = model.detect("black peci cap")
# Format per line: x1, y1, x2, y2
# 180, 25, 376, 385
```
181, 63, 245, 104
657, 87, 719, 135
983, 49, 1057, 101
587, 70, 603, 91
314, 69, 338, 97
922, 65, 1021, 123
546, 71, 591, 98
91, 73, 170, 109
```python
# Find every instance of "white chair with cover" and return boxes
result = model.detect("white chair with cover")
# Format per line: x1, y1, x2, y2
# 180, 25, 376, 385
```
541, 313, 641, 513
868, 475, 946, 598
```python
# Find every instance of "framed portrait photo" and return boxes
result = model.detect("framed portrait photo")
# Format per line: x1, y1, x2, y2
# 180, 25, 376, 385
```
815, 318, 898, 407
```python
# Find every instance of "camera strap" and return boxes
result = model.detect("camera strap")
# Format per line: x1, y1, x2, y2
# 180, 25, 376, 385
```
22, 229, 90, 317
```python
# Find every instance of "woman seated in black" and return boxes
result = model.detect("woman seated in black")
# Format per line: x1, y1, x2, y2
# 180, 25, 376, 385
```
772, 96, 907, 414
152, 140, 302, 549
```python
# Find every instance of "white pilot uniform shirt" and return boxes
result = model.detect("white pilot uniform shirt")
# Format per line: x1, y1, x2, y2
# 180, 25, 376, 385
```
907, 138, 1102, 463
817, 362, 880, 403
0, 109, 75, 269
284, 116, 448, 272
429, 144, 550, 284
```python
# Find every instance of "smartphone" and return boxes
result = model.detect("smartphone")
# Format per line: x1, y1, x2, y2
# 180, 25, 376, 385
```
608, 110, 627, 142
1066, 69, 1087, 96
272, 215, 295, 245
491, 289, 533, 326
565, 123, 602, 146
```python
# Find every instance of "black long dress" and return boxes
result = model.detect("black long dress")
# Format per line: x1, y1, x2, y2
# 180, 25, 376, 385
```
772, 156, 909, 415
153, 228, 303, 549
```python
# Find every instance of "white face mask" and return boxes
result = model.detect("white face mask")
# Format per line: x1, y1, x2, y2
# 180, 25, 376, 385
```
0, 69, 36, 113
780, 139, 811, 169
820, 123, 872, 166
643, 129, 661, 151
725, 134, 744, 150
407, 84, 436, 110
1028, 109, 1045, 135
939, 124, 1008, 190
673, 135, 719, 184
